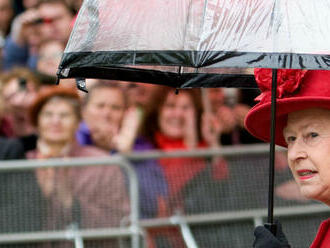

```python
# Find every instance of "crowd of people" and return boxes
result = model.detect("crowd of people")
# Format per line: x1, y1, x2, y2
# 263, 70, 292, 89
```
0, 0, 312, 247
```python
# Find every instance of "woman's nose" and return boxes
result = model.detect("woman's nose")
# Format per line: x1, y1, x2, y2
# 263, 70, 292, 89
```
51, 115, 62, 124
102, 107, 114, 120
173, 106, 185, 117
288, 138, 308, 162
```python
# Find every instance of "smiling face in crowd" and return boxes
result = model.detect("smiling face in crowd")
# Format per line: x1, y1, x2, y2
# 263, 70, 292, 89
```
158, 91, 195, 140
283, 108, 330, 206
38, 97, 79, 145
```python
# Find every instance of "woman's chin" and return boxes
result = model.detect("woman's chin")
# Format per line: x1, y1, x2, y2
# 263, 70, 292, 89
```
44, 136, 70, 144
300, 185, 327, 202
163, 131, 183, 139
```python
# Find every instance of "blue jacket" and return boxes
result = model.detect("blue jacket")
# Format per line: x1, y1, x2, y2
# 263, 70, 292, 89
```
2, 36, 37, 70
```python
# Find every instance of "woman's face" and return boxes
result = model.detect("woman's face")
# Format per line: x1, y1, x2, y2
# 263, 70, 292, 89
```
37, 40, 64, 76
283, 108, 330, 205
38, 98, 79, 144
83, 87, 126, 129
158, 91, 195, 139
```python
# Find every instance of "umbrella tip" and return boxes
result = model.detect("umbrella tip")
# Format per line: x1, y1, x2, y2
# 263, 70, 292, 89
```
75, 78, 88, 93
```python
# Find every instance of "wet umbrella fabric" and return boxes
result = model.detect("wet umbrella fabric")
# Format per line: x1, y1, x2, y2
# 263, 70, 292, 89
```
58, 0, 330, 88
57, 0, 330, 237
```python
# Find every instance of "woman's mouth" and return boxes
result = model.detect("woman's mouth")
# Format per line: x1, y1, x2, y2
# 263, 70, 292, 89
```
297, 169, 318, 180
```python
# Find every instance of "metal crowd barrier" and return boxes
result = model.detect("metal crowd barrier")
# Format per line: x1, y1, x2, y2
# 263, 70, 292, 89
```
0, 155, 141, 248
0, 144, 328, 247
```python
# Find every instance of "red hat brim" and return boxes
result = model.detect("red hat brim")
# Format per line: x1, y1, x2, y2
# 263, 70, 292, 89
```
244, 96, 330, 147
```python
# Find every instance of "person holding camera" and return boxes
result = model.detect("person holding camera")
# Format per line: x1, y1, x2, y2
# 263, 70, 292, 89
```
2, 0, 75, 70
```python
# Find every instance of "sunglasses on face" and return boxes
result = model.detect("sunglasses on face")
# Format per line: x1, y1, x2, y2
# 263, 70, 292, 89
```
32, 18, 50, 25
32, 16, 63, 25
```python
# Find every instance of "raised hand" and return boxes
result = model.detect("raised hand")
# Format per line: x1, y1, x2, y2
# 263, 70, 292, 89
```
11, 8, 42, 46
216, 105, 237, 133
112, 106, 143, 152
201, 112, 222, 148
183, 107, 198, 149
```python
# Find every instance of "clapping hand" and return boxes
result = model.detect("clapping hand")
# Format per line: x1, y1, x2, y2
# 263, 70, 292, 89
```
183, 108, 198, 149
112, 106, 143, 153
201, 112, 222, 148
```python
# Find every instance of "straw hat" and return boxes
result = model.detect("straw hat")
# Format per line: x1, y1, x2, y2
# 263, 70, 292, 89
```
244, 69, 330, 147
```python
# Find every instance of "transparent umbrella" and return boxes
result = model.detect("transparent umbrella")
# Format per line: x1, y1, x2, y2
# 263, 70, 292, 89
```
57, 0, 330, 238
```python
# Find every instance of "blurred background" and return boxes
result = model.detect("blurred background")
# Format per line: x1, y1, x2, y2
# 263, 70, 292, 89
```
0, 0, 327, 247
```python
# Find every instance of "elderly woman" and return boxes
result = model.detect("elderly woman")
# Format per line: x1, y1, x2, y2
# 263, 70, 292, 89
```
245, 69, 330, 247
26, 86, 129, 241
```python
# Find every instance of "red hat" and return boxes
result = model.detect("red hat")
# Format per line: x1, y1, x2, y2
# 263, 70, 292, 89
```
244, 69, 330, 147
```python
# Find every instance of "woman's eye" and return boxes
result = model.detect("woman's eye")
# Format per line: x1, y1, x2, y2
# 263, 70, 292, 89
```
303, 132, 320, 146
286, 136, 296, 144
309, 132, 319, 138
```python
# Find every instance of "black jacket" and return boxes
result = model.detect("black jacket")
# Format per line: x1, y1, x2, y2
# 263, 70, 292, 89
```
0, 137, 25, 160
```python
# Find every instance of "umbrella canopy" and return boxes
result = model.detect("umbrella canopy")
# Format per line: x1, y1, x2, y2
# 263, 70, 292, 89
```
58, 0, 330, 88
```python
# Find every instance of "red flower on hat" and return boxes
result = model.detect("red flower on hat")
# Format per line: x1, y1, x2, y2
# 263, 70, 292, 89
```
254, 68, 307, 103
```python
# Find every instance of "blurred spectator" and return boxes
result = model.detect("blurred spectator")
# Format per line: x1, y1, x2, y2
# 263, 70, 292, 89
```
121, 82, 160, 109
78, 82, 168, 219
207, 87, 261, 145
0, 73, 46, 248
26, 86, 129, 246
4, 7, 43, 69
35, 38, 78, 88
0, 0, 14, 66
139, 86, 229, 247
78, 82, 130, 151
0, 81, 25, 158
208, 88, 237, 134
0, 67, 41, 138
141, 86, 228, 210
37, 39, 64, 77
38, 0, 75, 43
0, 74, 14, 137
3, 0, 75, 70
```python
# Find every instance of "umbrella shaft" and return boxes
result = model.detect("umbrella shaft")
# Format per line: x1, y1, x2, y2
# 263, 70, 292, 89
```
268, 69, 278, 225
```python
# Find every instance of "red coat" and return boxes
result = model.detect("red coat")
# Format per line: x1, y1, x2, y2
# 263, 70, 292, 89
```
310, 218, 330, 248
155, 132, 228, 198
